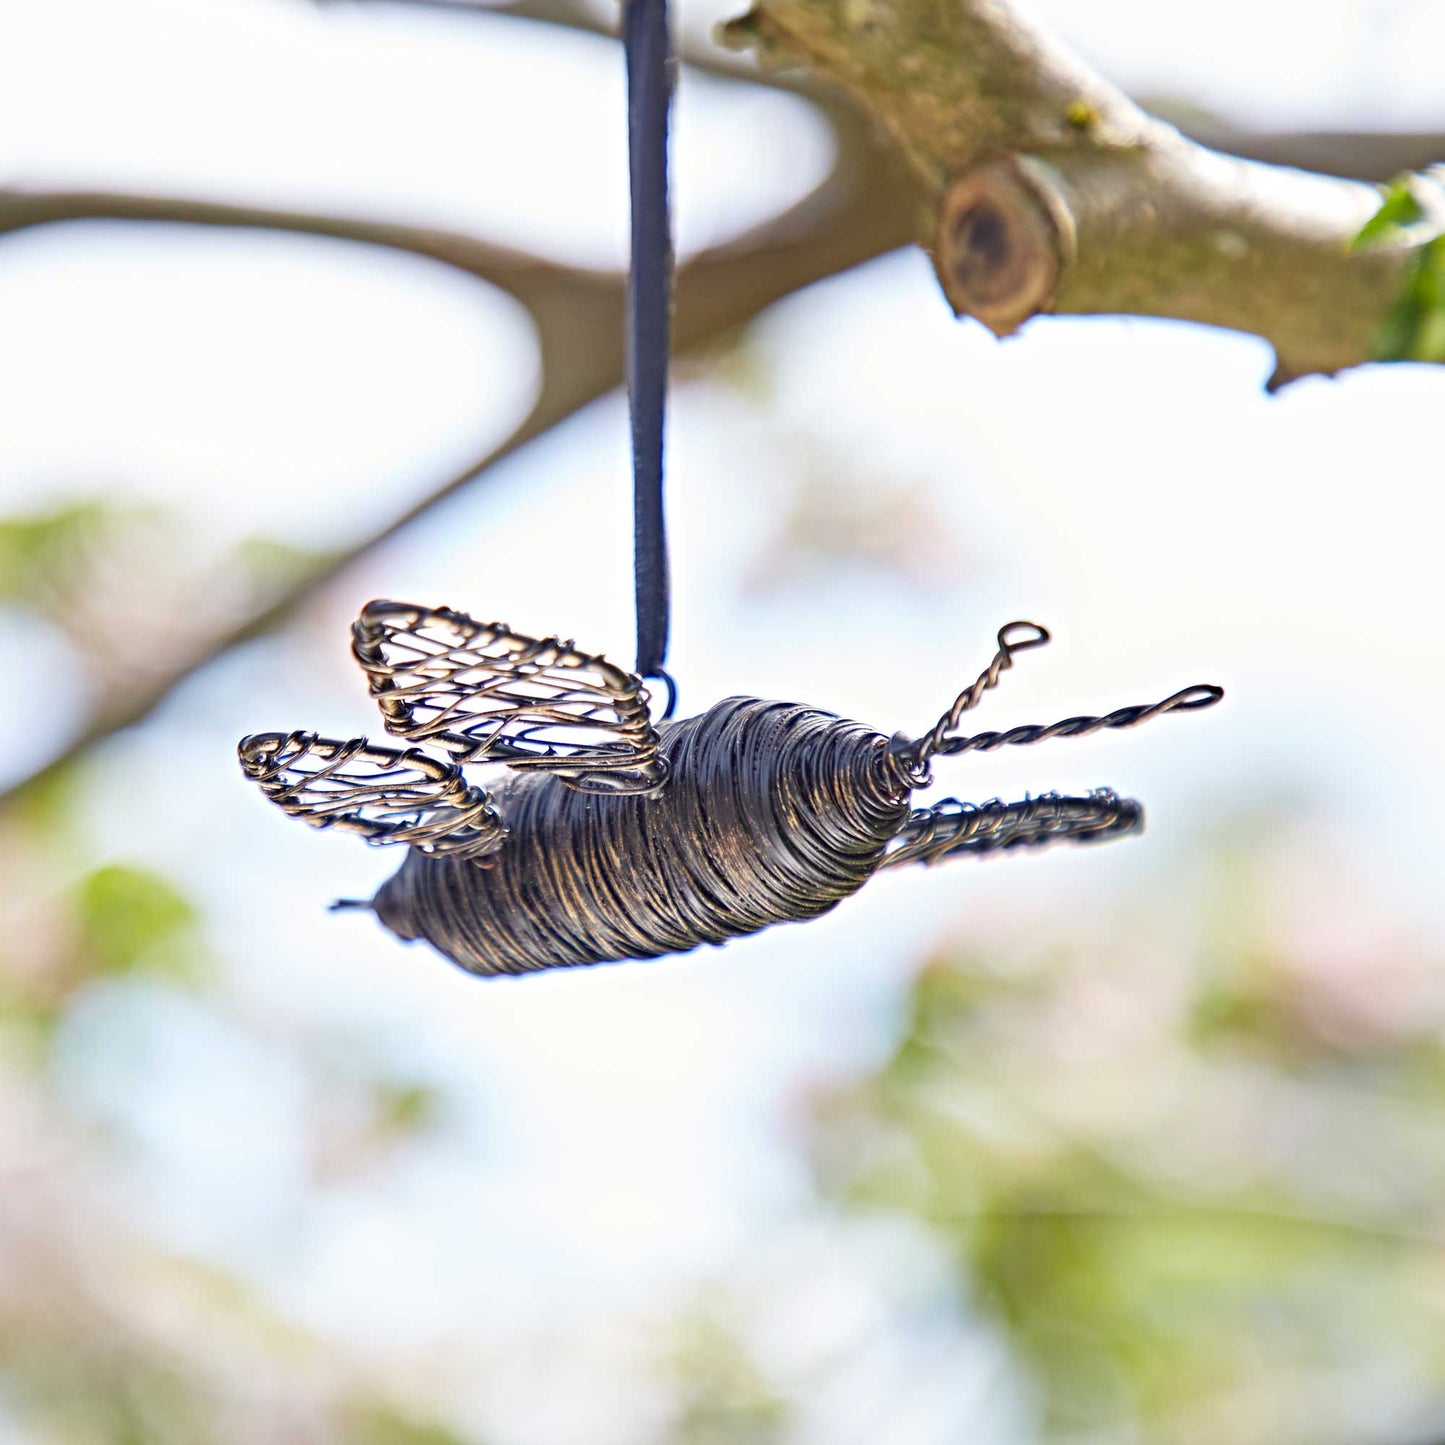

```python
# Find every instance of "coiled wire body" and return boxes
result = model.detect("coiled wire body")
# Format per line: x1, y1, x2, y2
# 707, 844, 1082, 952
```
371, 697, 910, 976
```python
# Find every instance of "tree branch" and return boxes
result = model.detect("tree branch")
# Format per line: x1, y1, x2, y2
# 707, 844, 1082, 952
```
721, 0, 1444, 382
3, 0, 1441, 803
360, 0, 1445, 187
0, 61, 911, 804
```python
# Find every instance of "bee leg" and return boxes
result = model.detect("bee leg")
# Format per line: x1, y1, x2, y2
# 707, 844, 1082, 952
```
879, 790, 1143, 870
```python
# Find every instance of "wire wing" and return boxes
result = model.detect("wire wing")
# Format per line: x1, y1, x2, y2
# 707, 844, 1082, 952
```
350, 600, 668, 795
237, 731, 505, 860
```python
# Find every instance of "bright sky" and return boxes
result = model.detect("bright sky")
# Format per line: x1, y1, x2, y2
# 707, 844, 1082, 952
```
2, 1, 1444, 1440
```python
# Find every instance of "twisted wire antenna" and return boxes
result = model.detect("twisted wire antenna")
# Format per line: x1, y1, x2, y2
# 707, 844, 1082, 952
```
935, 683, 1222, 757
894, 622, 1223, 780
893, 621, 1050, 781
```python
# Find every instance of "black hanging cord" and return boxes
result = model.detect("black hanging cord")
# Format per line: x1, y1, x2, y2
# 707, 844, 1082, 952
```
623, 0, 676, 714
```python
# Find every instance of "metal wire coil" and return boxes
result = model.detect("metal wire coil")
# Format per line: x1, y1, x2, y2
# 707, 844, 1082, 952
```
238, 731, 504, 860
880, 789, 1142, 870
371, 697, 910, 976
892, 623, 1222, 781
239, 603, 1224, 977
351, 600, 667, 794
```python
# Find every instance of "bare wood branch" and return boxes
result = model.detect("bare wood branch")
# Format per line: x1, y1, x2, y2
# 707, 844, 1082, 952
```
349, 0, 1445, 185
721, 0, 1443, 382
0, 74, 910, 805
1152, 120, 1445, 186
3, 0, 1441, 802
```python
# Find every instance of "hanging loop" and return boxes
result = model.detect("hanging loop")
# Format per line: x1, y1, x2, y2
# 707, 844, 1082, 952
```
646, 667, 679, 721
624, 0, 675, 683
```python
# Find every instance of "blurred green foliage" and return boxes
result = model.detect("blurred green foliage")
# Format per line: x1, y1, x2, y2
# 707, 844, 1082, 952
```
667, 1306, 790, 1445
0, 498, 328, 714
372, 1080, 441, 1136
1353, 178, 1431, 250
8, 783, 1445, 1442
4, 530, 1445, 1443
232, 533, 337, 596
75, 864, 203, 983
0, 757, 208, 1060
0, 1342, 207, 1445
0, 767, 474, 1444
0, 500, 326, 614
0, 499, 118, 609
349, 1405, 472, 1445
1354, 175, 1445, 363
0, 859, 205, 1057
809, 847, 1445, 1442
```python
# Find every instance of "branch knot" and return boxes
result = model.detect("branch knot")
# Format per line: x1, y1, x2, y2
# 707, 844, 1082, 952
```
934, 159, 1064, 335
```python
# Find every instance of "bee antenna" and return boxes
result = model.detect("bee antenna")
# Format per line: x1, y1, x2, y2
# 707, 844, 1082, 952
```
891, 624, 1223, 787
934, 682, 1224, 760
891, 621, 1051, 785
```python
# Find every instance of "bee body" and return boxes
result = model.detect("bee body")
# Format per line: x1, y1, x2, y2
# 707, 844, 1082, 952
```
372, 697, 909, 976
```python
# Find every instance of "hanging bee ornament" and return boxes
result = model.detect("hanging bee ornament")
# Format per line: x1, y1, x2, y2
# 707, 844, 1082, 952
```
237, 600, 1221, 977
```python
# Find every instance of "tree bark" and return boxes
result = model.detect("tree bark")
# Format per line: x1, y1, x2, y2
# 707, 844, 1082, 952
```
721, 0, 1444, 383
3, 0, 1441, 805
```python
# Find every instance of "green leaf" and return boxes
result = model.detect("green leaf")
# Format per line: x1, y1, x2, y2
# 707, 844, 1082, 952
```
1351, 177, 1426, 251
0, 500, 115, 607
73, 864, 203, 982
1, 755, 84, 838
347, 1405, 470, 1445
1353, 175, 1445, 363
372, 1080, 441, 1136
667, 1305, 790, 1445
1377, 235, 1445, 363
230, 534, 333, 595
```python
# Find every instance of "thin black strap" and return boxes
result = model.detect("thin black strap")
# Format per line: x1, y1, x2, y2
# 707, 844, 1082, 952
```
623, 0, 674, 698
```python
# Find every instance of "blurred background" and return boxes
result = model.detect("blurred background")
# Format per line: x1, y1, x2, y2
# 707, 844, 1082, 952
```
2, 0, 1445, 1441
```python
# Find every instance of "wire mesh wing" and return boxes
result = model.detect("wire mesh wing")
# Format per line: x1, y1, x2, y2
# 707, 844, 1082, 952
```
350, 600, 667, 795
237, 731, 506, 860
880, 790, 1142, 870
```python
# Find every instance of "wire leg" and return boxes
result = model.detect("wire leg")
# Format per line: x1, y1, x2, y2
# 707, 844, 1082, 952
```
880, 790, 1143, 870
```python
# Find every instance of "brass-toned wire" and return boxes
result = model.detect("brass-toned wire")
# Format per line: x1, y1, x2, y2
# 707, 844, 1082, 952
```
880, 790, 1142, 870
237, 731, 504, 860
891, 622, 1222, 786
351, 600, 667, 794
239, 604, 1224, 977
370, 698, 910, 975
931, 684, 1223, 757
894, 621, 1051, 783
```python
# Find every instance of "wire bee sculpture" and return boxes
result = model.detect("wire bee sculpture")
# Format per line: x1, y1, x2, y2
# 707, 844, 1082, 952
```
238, 600, 1222, 978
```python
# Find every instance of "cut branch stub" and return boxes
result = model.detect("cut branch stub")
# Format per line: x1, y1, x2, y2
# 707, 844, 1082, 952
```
723, 0, 1441, 381
934, 160, 1065, 334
